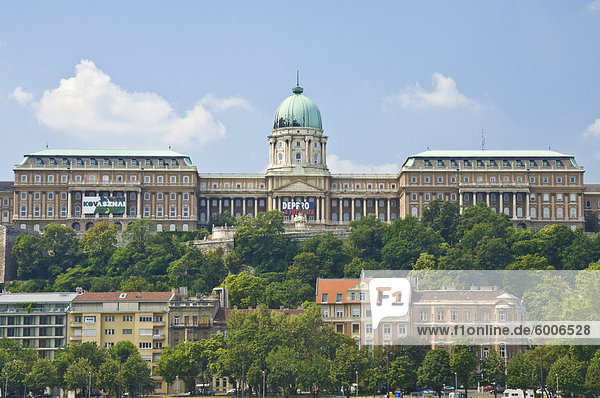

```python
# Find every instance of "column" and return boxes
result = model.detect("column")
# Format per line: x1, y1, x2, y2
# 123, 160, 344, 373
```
316, 197, 320, 221
387, 199, 391, 222
459, 192, 464, 214
322, 141, 327, 165
526, 192, 530, 218
230, 198, 234, 215
512, 193, 516, 218
375, 199, 379, 219
272, 197, 277, 211
324, 194, 330, 223
206, 197, 210, 222
499, 192, 503, 214
363, 199, 367, 218
242, 198, 246, 215
67, 191, 72, 218
473, 192, 477, 206
305, 138, 309, 164
253, 198, 257, 218
486, 192, 490, 207
351, 198, 355, 220
218, 199, 222, 214
137, 190, 141, 218
123, 192, 127, 217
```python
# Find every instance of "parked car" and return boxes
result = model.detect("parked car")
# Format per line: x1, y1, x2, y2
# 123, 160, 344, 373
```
443, 386, 455, 392
484, 386, 496, 392
227, 388, 238, 395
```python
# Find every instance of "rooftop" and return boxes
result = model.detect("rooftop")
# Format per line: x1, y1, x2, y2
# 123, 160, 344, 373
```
0, 292, 79, 304
73, 291, 174, 302
315, 278, 362, 303
0, 181, 13, 191
408, 149, 572, 158
24, 149, 191, 158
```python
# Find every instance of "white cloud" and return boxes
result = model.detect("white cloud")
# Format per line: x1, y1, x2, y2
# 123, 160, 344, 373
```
588, 0, 600, 10
200, 94, 251, 112
11, 86, 33, 105
584, 118, 600, 137
13, 59, 248, 148
328, 154, 399, 174
385, 72, 479, 110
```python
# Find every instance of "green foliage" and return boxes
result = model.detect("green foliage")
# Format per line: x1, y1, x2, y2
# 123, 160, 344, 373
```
506, 353, 536, 393
450, 346, 478, 395
63, 357, 96, 392
481, 349, 505, 386
389, 355, 417, 393
121, 355, 154, 396
585, 349, 600, 395
25, 358, 59, 393
417, 349, 451, 394
548, 354, 584, 395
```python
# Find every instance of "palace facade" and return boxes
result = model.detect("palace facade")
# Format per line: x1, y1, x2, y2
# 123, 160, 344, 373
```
2, 83, 597, 233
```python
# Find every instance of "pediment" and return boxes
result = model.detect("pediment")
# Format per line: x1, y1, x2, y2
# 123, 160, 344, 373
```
274, 179, 323, 193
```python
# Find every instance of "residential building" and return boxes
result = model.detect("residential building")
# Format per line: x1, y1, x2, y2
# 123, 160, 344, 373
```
67, 291, 173, 393
0, 182, 13, 225
0, 292, 79, 359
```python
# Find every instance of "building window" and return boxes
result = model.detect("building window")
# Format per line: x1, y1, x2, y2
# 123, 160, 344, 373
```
35, 175, 41, 183
411, 193, 417, 201
570, 177, 576, 183
47, 206, 54, 217
451, 193, 456, 201
570, 207, 577, 218
424, 177, 430, 183
34, 192, 40, 200
296, 153, 301, 163
336, 309, 343, 318
157, 206, 163, 217
105, 329, 114, 335
570, 193, 576, 202
557, 193, 563, 202
20, 206, 27, 217
170, 206, 176, 217
420, 311, 427, 321
48, 175, 55, 183
139, 316, 153, 322
464, 177, 470, 182
34, 206, 40, 217
139, 342, 152, 349
336, 293, 343, 303
411, 177, 417, 183
157, 176, 164, 183
530, 207, 537, 218
170, 176, 176, 183
543, 207, 550, 218
321, 293, 328, 303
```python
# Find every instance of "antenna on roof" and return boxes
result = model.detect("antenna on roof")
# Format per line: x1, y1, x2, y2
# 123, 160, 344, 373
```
548, 145, 551, 150
169, 145, 172, 150
45, 143, 49, 149
427, 146, 430, 151
296, 69, 299, 86
481, 129, 486, 150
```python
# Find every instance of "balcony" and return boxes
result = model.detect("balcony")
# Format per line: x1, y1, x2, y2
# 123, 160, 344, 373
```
153, 334, 165, 340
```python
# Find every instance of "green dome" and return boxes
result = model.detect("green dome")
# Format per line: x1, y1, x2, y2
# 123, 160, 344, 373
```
273, 86, 322, 130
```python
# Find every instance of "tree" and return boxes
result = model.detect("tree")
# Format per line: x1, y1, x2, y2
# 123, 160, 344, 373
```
63, 358, 96, 394
122, 355, 154, 397
155, 342, 202, 393
450, 346, 477, 398
80, 221, 118, 275
330, 344, 367, 398
2, 359, 27, 397
422, 199, 460, 244
25, 358, 59, 394
585, 350, 600, 395
506, 254, 551, 270
120, 275, 154, 292
109, 340, 139, 363
417, 349, 451, 397
481, 349, 505, 387
389, 356, 416, 394
506, 353, 535, 396
347, 215, 388, 261
267, 346, 299, 397
13, 234, 47, 279
122, 218, 153, 253
220, 272, 267, 308
297, 354, 330, 398
288, 252, 321, 286
98, 358, 121, 396
548, 355, 584, 396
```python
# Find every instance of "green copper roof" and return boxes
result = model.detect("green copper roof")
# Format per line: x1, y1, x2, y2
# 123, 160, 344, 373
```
25, 149, 190, 158
409, 150, 573, 158
273, 86, 322, 130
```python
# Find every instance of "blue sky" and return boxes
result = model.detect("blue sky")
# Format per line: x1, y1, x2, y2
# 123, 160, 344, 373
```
1, 1, 600, 180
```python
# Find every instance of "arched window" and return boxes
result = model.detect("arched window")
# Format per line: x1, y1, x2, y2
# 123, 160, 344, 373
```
332, 213, 338, 222
391, 213, 397, 220
477, 193, 483, 202
75, 206, 81, 217
86, 222, 94, 231
144, 206, 150, 217
451, 194, 456, 201
543, 207, 550, 218
115, 223, 122, 232
530, 207, 537, 218
129, 206, 136, 216
570, 207, 577, 218
278, 153, 283, 163
183, 206, 189, 217
503, 207, 510, 215
182, 224, 189, 231
516, 207, 523, 218
464, 193, 470, 201
47, 206, 54, 217
295, 153, 301, 163
75, 192, 81, 200
61, 206, 67, 217
411, 207, 418, 217
313, 154, 318, 164
200, 213, 206, 222
490, 193, 496, 202
130, 192, 136, 200
156, 224, 163, 232
170, 224, 176, 231
355, 213, 362, 221
144, 193, 150, 200
72, 222, 80, 231
34, 206, 40, 217
504, 193, 510, 201
557, 207, 564, 219
379, 213, 385, 221
343, 213, 350, 222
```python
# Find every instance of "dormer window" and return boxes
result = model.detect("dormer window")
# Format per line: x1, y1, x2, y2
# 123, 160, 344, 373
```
529, 160, 537, 167
49, 158, 57, 165
516, 160, 524, 167
556, 160, 564, 167
477, 160, 484, 167
145, 159, 152, 166
424, 159, 432, 167
543, 160, 550, 167
103, 158, 111, 166
489, 160, 497, 167
159, 159, 166, 166
77, 158, 83, 166
118, 158, 125, 166
62, 158, 70, 165
464, 160, 471, 167
90, 158, 98, 166
171, 159, 179, 166
132, 159, 139, 166
36, 157, 43, 165
437, 160, 445, 167
450, 160, 458, 167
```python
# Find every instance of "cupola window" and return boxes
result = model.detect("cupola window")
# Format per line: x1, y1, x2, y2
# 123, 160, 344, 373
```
296, 153, 301, 163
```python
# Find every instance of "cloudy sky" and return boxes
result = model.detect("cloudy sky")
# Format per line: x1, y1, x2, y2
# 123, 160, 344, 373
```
1, 1, 600, 180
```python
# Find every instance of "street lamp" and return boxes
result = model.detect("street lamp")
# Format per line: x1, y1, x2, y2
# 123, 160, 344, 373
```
88, 371, 91, 398
4, 372, 8, 398
555, 374, 558, 397
176, 376, 179, 395
262, 370, 265, 398
355, 371, 358, 398
454, 372, 458, 391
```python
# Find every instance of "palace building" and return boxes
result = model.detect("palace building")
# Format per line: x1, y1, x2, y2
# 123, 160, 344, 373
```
2, 83, 597, 233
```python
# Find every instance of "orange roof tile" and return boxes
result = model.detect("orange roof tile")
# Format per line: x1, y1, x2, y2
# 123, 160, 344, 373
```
316, 279, 362, 304
74, 292, 174, 302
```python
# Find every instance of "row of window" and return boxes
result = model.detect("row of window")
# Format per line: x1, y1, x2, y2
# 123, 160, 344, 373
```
34, 157, 181, 167
410, 205, 577, 219
410, 192, 579, 203
20, 174, 192, 184
412, 175, 577, 185
276, 152, 321, 164
330, 212, 397, 222
203, 182, 265, 190
144, 206, 190, 218
72, 315, 161, 323
103, 328, 162, 336
423, 158, 565, 168
332, 199, 397, 208
0, 315, 64, 325
331, 182, 398, 190
19, 191, 191, 202
202, 198, 264, 207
